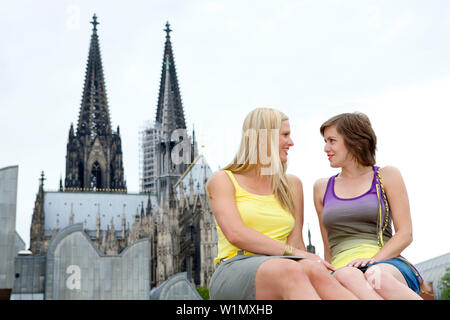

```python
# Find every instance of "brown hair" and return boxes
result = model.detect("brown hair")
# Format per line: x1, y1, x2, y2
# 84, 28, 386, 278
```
320, 112, 377, 166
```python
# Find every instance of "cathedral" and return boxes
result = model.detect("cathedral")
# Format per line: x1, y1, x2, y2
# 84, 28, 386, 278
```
18, 15, 217, 299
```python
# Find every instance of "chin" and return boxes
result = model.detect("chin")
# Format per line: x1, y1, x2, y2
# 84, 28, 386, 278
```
329, 162, 341, 168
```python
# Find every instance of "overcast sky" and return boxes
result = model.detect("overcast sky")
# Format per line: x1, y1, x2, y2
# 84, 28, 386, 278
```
1, 0, 449, 264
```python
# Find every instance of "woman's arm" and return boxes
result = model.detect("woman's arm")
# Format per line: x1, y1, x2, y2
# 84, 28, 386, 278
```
206, 171, 291, 256
206, 170, 330, 269
370, 166, 413, 262
313, 178, 333, 263
286, 174, 306, 251
283, 174, 335, 270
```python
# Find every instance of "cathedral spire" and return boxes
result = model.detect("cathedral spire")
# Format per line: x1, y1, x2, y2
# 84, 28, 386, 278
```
140, 201, 145, 220
155, 21, 190, 206
65, 15, 126, 191
146, 196, 152, 216
189, 173, 195, 205
306, 224, 316, 254
96, 203, 101, 239
91, 13, 99, 32
29, 171, 46, 254
164, 21, 172, 37
77, 14, 111, 139
155, 21, 186, 136
121, 204, 127, 239
69, 123, 74, 139
39, 171, 46, 188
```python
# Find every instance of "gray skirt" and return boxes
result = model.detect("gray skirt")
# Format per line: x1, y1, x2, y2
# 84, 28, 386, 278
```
209, 253, 304, 300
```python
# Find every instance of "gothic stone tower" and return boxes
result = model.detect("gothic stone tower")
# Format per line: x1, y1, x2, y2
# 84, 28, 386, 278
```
65, 14, 126, 191
155, 22, 196, 206
151, 22, 213, 286
29, 172, 46, 255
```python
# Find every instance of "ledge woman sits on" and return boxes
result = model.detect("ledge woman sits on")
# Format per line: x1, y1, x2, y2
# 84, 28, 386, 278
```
206, 108, 358, 300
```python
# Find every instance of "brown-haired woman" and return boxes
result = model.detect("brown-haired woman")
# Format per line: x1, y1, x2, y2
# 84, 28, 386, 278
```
206, 108, 358, 299
313, 112, 424, 299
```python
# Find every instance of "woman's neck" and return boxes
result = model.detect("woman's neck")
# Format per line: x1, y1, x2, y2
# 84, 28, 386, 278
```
245, 167, 272, 183
339, 162, 373, 179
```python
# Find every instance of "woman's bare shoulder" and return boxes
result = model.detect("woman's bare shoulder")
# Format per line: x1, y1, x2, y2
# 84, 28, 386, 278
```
314, 177, 329, 191
208, 170, 228, 182
205, 171, 234, 198
287, 174, 303, 189
378, 165, 404, 186
379, 165, 401, 176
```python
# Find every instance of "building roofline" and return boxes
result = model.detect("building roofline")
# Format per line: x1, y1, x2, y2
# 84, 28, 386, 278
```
416, 251, 450, 265
173, 154, 204, 189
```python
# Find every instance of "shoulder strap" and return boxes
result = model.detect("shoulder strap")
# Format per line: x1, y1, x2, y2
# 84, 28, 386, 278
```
322, 175, 337, 206
223, 170, 243, 192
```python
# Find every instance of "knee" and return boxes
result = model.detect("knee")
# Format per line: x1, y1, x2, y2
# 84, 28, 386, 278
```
282, 260, 309, 284
364, 266, 393, 291
299, 259, 330, 280
333, 267, 363, 285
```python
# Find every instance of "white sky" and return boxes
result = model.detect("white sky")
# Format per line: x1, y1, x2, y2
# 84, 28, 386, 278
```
1, 0, 449, 264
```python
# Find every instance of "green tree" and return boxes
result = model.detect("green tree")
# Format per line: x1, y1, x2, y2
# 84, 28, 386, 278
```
196, 286, 209, 300
438, 267, 450, 300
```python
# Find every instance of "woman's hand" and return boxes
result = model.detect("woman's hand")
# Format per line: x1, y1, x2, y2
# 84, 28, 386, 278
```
317, 258, 336, 272
347, 258, 376, 268
293, 248, 336, 272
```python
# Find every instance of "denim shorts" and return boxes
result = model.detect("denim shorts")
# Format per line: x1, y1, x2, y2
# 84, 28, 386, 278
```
358, 258, 421, 294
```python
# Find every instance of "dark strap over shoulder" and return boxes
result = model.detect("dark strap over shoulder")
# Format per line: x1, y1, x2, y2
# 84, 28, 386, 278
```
373, 165, 390, 247
373, 165, 425, 293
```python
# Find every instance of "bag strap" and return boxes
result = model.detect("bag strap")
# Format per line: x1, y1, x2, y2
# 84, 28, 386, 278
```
374, 166, 426, 291
374, 167, 390, 247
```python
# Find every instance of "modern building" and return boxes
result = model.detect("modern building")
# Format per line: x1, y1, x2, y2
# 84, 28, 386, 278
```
416, 252, 450, 300
0, 166, 19, 300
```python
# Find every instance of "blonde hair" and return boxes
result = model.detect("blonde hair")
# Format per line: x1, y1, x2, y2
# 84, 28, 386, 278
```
222, 108, 296, 215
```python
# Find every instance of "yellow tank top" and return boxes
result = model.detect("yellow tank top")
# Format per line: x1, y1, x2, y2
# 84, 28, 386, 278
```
214, 170, 295, 267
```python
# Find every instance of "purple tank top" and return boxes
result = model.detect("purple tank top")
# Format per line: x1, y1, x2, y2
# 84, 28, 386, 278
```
322, 166, 393, 258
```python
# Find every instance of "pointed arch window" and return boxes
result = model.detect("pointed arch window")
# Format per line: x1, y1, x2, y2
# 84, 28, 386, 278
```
90, 161, 102, 190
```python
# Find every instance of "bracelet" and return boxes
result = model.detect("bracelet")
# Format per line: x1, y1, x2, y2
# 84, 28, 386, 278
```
283, 244, 293, 256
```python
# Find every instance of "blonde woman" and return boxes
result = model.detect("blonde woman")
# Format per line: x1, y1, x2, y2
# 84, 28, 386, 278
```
206, 108, 358, 300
